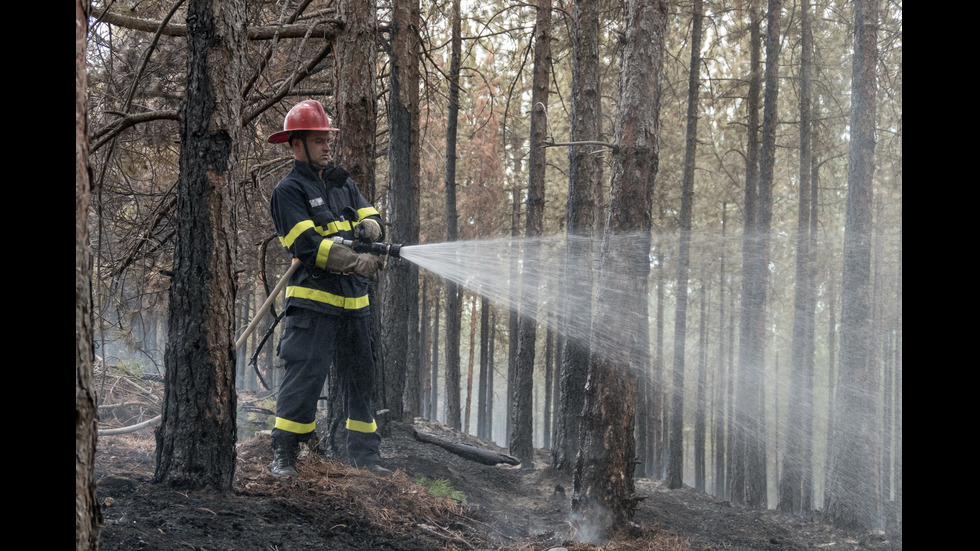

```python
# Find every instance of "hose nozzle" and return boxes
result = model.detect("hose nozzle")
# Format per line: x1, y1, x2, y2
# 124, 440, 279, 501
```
331, 237, 403, 258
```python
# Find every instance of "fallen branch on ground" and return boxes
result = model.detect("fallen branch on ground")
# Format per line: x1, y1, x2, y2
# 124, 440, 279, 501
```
413, 430, 520, 466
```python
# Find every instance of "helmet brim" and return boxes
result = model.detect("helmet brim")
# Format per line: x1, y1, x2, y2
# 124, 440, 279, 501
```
267, 127, 339, 144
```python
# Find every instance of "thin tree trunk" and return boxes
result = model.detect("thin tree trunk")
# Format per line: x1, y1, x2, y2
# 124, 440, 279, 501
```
465, 294, 477, 433
778, 0, 814, 515
488, 307, 497, 442
249, 254, 271, 391
826, 0, 880, 529
735, 0, 779, 508
235, 285, 251, 388
695, 284, 708, 492
823, 263, 837, 508
732, 0, 762, 506
511, 0, 551, 468
443, 0, 463, 431
713, 203, 728, 496
543, 319, 554, 449
506, 131, 522, 446
894, 229, 902, 530
430, 289, 442, 421
874, 198, 888, 514
667, 0, 703, 490
553, 0, 601, 474
725, 262, 736, 500
478, 296, 491, 439
652, 236, 665, 479
420, 277, 431, 418
804, 130, 820, 512
382, 0, 420, 423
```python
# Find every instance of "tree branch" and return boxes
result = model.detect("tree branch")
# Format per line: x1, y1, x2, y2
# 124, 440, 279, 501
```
92, 110, 179, 152
96, 8, 341, 40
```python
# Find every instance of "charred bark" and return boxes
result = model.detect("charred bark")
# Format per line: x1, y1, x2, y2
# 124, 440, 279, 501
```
153, 0, 243, 490
511, 0, 551, 467
553, 0, 601, 474
444, 0, 463, 431
76, 1, 101, 546
381, 0, 421, 422
667, 0, 703, 491
572, 0, 666, 537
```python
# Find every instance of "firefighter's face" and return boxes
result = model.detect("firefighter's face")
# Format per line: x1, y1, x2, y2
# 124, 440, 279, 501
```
293, 131, 333, 167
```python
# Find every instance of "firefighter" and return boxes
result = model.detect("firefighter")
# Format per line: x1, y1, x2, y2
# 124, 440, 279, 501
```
266, 99, 388, 477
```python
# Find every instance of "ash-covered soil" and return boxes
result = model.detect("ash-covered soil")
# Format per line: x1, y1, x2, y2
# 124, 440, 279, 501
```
94, 416, 901, 551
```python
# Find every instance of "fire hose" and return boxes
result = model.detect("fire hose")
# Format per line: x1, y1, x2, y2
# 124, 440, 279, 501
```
235, 237, 403, 353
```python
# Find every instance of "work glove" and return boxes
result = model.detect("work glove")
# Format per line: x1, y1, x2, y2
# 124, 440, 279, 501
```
324, 242, 384, 278
354, 218, 382, 243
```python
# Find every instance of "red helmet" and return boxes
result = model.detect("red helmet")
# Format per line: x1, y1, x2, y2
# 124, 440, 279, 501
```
267, 100, 339, 143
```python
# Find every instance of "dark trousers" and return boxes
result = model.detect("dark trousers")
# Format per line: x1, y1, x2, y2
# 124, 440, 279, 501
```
272, 309, 381, 466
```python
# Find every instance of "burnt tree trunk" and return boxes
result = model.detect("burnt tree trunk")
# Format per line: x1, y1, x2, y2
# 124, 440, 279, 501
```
553, 0, 601, 473
543, 318, 554, 449
443, 0, 463, 431
667, 0, 703, 490
335, 0, 378, 191
506, 130, 523, 446
487, 307, 497, 441
419, 278, 431, 416
477, 295, 491, 439
430, 289, 442, 420
572, 0, 666, 538
465, 295, 477, 432
381, 0, 421, 422
154, 0, 244, 490
76, 0, 100, 546
511, 0, 551, 468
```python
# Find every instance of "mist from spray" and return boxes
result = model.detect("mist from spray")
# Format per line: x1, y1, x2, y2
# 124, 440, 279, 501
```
399, 233, 660, 370
397, 231, 901, 523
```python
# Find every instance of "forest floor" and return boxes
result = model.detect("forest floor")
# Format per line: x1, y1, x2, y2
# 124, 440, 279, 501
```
94, 406, 902, 551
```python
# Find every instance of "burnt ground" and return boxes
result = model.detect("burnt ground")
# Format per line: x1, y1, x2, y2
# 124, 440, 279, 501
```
94, 414, 902, 551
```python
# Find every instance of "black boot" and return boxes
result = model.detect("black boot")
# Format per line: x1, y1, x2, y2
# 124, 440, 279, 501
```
347, 430, 390, 476
271, 434, 299, 477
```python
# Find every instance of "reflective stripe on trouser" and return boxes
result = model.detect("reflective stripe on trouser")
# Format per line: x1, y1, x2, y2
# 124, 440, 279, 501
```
272, 310, 379, 466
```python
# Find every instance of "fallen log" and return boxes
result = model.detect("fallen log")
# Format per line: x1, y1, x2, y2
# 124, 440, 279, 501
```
413, 430, 520, 466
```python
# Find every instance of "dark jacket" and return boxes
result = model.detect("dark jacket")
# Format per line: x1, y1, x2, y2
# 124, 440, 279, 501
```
270, 161, 383, 316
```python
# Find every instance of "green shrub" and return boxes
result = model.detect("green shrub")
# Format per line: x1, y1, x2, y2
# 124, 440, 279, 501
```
115, 358, 147, 377
413, 476, 467, 504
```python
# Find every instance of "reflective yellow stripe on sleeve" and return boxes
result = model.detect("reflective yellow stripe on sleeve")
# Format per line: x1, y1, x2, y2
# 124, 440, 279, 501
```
322, 219, 354, 235
346, 418, 378, 434
315, 239, 333, 270
283, 220, 353, 246
356, 207, 380, 221
281, 220, 316, 248
275, 417, 316, 434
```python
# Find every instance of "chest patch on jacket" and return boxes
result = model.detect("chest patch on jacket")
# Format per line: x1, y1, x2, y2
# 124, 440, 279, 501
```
309, 197, 324, 208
